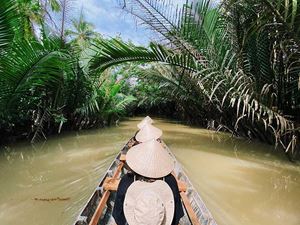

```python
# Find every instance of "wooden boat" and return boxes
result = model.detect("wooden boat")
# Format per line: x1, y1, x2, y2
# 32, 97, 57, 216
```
73, 136, 218, 225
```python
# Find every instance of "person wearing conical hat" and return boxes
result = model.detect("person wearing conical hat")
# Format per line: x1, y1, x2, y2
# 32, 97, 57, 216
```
124, 123, 163, 172
128, 117, 161, 149
135, 123, 163, 143
112, 140, 184, 225
128, 116, 155, 148
137, 116, 153, 130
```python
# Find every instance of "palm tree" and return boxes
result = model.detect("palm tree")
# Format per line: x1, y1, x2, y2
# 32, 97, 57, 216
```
89, 0, 299, 158
15, 0, 61, 40
0, 0, 135, 142
65, 10, 96, 47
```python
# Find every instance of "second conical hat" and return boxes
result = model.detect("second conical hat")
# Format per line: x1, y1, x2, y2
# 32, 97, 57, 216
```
137, 116, 153, 129
136, 123, 162, 142
126, 140, 175, 178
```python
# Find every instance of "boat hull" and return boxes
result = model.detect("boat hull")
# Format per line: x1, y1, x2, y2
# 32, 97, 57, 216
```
73, 137, 217, 225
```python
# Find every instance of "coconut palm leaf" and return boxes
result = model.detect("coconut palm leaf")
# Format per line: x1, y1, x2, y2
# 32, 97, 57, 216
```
0, 37, 69, 113
65, 10, 96, 48
111, 0, 299, 156
119, 0, 225, 58
90, 38, 200, 72
0, 0, 20, 52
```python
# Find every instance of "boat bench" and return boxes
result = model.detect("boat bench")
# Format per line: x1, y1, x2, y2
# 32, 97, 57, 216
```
88, 145, 202, 225
103, 176, 200, 225
103, 177, 188, 192
99, 154, 201, 225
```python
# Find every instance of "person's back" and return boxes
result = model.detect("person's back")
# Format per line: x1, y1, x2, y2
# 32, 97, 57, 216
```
113, 172, 184, 225
113, 121, 183, 225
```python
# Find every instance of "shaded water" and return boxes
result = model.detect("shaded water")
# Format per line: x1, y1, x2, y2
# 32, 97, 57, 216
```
0, 117, 300, 225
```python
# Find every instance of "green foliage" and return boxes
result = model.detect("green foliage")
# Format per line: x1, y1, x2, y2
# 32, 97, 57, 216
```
91, 38, 199, 73
0, 0, 18, 51
65, 10, 96, 49
90, 0, 299, 158
74, 69, 136, 128
49, 0, 60, 12
0, 0, 136, 143
1, 0, 299, 159
0, 38, 67, 110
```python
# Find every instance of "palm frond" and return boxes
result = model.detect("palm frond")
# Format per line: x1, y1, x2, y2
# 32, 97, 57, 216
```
0, 38, 69, 112
90, 38, 200, 72
0, 0, 19, 52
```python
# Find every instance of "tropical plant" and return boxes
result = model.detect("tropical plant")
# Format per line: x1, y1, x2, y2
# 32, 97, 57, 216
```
15, 0, 61, 40
65, 10, 96, 48
90, 0, 299, 159
74, 67, 136, 128
1, 0, 299, 159
0, 0, 136, 143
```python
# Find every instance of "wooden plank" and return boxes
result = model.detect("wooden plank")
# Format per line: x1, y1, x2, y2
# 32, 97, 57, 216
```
103, 177, 120, 191
180, 192, 202, 225
171, 171, 201, 225
178, 180, 187, 192
103, 177, 187, 192
90, 156, 197, 225
112, 162, 124, 179
88, 162, 124, 225
89, 190, 110, 225
119, 154, 126, 162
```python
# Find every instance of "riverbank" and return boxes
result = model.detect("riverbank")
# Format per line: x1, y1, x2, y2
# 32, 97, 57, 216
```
2, 114, 298, 162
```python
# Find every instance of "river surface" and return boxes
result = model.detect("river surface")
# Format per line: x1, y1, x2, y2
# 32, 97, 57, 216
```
0, 117, 300, 225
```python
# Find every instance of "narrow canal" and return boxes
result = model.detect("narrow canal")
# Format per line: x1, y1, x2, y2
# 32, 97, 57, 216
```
0, 117, 299, 225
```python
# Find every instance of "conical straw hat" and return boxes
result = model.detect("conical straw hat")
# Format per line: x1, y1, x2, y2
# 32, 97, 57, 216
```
136, 123, 162, 143
126, 140, 175, 178
124, 180, 175, 225
137, 116, 153, 129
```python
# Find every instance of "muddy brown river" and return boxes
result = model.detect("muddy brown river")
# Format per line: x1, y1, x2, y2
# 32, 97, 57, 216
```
0, 117, 300, 225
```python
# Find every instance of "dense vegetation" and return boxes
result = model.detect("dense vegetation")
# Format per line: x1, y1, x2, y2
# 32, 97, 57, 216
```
91, 0, 300, 159
0, 0, 299, 159
0, 0, 135, 144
